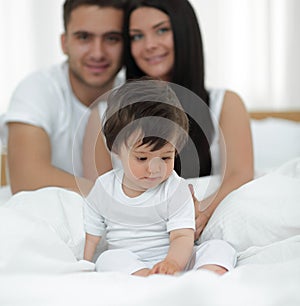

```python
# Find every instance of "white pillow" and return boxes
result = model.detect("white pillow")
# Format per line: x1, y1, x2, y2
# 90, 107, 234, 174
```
3, 187, 86, 259
0, 206, 95, 273
251, 118, 300, 173
200, 158, 300, 252
0, 185, 11, 207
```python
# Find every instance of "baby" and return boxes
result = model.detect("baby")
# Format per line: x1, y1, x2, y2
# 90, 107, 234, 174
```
83, 79, 236, 276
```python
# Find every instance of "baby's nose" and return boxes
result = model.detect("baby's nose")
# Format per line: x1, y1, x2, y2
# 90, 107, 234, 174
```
148, 157, 166, 175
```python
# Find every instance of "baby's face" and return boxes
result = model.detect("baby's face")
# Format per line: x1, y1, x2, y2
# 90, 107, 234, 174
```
119, 139, 176, 197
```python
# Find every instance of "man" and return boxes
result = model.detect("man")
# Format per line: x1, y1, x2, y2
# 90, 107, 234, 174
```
4, 0, 126, 195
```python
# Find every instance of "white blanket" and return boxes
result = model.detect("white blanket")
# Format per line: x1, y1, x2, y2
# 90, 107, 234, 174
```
0, 158, 300, 305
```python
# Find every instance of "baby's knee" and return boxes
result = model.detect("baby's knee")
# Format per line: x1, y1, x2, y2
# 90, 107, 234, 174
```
95, 249, 145, 274
96, 249, 130, 272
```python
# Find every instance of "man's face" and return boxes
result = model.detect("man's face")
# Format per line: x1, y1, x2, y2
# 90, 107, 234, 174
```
61, 6, 123, 103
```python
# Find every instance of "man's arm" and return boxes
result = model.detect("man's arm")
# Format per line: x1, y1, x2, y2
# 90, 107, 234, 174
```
8, 122, 93, 195
82, 107, 112, 181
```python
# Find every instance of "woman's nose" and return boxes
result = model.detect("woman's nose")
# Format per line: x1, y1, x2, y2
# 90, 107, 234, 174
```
144, 34, 157, 50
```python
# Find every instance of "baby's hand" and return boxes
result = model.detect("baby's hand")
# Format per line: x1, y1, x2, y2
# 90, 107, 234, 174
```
149, 259, 181, 275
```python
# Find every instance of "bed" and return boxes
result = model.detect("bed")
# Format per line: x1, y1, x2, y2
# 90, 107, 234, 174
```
0, 111, 300, 306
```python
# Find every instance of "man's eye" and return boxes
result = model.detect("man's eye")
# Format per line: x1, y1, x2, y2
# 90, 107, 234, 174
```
105, 35, 122, 44
76, 33, 90, 40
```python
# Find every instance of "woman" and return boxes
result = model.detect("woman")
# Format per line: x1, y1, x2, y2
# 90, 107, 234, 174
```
83, 0, 254, 239
124, 0, 253, 237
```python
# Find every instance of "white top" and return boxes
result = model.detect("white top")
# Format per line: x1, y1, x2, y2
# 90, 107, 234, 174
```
3, 62, 123, 177
84, 169, 195, 262
209, 89, 226, 174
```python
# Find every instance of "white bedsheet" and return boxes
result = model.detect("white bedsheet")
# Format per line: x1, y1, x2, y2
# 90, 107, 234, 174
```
0, 158, 300, 305
0, 259, 299, 306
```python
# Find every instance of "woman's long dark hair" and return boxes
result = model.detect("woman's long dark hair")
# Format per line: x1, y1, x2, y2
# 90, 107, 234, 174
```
124, 0, 214, 177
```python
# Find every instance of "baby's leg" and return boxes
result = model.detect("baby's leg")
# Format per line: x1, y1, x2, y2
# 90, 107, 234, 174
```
198, 264, 227, 275
192, 240, 237, 274
132, 268, 151, 277
95, 249, 148, 275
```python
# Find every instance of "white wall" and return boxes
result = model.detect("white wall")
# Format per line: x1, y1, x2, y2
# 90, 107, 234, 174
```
0, 0, 65, 114
189, 0, 300, 110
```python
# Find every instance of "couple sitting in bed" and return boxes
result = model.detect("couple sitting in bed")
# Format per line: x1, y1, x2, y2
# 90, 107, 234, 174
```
2, 0, 253, 276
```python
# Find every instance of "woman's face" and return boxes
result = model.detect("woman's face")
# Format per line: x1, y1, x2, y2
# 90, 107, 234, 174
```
129, 7, 174, 81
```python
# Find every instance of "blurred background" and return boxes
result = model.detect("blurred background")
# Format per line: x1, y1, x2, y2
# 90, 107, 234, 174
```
1, 0, 299, 114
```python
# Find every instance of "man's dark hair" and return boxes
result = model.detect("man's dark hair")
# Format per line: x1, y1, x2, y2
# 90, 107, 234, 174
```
63, 0, 128, 31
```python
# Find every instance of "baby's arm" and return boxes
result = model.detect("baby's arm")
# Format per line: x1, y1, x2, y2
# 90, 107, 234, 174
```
149, 228, 194, 275
84, 233, 101, 262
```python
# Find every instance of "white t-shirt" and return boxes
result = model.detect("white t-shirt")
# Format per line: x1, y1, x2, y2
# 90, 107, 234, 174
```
84, 169, 195, 263
3, 62, 123, 176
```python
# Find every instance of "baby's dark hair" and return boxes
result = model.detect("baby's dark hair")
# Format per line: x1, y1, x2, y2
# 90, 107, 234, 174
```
103, 79, 189, 154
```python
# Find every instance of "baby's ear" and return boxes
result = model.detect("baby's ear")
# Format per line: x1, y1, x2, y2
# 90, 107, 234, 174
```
111, 147, 120, 156
111, 141, 125, 157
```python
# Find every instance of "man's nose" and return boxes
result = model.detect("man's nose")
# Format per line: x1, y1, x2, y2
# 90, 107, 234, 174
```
90, 37, 105, 59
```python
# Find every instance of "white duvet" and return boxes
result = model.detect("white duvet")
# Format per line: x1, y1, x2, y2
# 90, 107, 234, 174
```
0, 158, 300, 306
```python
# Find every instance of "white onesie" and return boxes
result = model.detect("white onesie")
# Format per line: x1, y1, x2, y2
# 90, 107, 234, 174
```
84, 169, 236, 274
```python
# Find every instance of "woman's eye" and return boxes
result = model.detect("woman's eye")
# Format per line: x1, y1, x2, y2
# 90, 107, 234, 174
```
137, 157, 147, 161
130, 33, 143, 41
157, 27, 170, 35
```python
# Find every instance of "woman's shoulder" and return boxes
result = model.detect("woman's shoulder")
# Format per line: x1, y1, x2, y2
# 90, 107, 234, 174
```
219, 90, 249, 127
209, 88, 244, 107
221, 90, 247, 116
223, 90, 244, 106
208, 88, 248, 124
